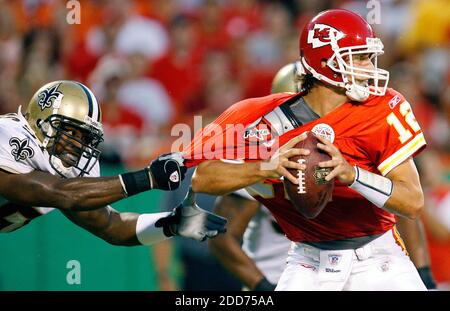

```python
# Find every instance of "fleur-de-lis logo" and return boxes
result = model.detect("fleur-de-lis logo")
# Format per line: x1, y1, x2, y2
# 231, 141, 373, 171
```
37, 83, 62, 110
9, 137, 34, 161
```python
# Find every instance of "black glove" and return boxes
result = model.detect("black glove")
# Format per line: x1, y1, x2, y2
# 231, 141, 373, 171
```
149, 152, 187, 191
254, 277, 277, 291
155, 187, 228, 241
417, 266, 437, 290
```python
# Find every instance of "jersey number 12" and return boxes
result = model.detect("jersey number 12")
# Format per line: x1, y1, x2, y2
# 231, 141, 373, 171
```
386, 101, 421, 143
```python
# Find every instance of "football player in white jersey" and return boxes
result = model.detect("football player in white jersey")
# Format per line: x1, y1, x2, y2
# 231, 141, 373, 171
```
0, 80, 227, 246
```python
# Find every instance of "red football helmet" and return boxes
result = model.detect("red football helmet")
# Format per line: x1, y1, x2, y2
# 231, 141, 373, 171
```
299, 9, 389, 101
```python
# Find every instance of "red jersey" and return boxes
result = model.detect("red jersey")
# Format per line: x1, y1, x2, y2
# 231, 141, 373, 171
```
184, 89, 426, 242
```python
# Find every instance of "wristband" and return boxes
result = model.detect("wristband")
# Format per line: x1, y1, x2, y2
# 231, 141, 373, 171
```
349, 166, 393, 208
254, 277, 276, 291
136, 213, 171, 245
119, 167, 153, 197
417, 266, 437, 290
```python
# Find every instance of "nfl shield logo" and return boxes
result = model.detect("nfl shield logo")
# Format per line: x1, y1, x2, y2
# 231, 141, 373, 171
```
328, 254, 341, 266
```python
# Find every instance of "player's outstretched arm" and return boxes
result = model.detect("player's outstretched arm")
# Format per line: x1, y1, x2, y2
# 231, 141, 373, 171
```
209, 194, 276, 291
62, 207, 142, 245
0, 152, 186, 211
192, 160, 268, 196
62, 187, 228, 246
0, 169, 124, 211
191, 134, 309, 195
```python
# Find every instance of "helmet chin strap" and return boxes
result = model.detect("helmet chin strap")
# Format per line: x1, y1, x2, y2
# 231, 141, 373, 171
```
302, 56, 370, 102
41, 93, 64, 148
345, 81, 370, 102
41, 121, 52, 148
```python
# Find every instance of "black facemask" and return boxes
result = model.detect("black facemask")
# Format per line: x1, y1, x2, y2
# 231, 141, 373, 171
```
42, 115, 103, 177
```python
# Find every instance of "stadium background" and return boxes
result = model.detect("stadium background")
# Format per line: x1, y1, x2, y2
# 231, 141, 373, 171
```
0, 0, 449, 290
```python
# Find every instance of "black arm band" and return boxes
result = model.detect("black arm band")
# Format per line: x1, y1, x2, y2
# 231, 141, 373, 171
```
119, 168, 153, 197
254, 277, 276, 291
417, 266, 437, 290
154, 213, 178, 238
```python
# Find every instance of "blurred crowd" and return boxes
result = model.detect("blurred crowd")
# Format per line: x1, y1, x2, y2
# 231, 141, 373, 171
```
0, 0, 449, 289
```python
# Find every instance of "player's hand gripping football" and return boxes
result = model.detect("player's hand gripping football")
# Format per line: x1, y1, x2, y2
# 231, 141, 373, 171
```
263, 133, 310, 184
155, 187, 228, 241
316, 135, 356, 184
149, 152, 187, 190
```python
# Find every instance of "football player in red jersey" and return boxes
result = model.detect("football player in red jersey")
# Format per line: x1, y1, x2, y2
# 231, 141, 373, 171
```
209, 62, 437, 290
185, 9, 428, 290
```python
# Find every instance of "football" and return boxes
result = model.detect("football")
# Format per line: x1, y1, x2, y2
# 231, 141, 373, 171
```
283, 132, 334, 219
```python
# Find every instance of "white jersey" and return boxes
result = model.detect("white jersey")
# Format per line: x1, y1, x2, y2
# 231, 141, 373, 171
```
234, 189, 292, 284
0, 109, 100, 233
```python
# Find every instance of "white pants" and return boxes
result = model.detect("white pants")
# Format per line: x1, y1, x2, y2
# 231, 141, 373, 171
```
276, 229, 427, 291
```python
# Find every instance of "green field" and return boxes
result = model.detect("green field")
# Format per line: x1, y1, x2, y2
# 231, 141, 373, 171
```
0, 164, 171, 290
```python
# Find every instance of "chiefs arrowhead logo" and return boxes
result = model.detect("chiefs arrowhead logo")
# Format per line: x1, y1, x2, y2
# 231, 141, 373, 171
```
307, 24, 344, 49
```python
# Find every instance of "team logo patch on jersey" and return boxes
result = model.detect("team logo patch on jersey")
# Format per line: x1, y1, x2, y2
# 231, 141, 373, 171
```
243, 117, 275, 144
307, 24, 344, 49
311, 123, 335, 143
9, 137, 34, 161
37, 83, 62, 111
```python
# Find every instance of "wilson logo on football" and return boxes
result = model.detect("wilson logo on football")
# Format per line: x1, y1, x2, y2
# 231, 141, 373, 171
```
314, 166, 332, 185
307, 24, 344, 49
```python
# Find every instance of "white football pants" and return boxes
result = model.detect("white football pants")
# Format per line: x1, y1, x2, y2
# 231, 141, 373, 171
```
276, 228, 427, 291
